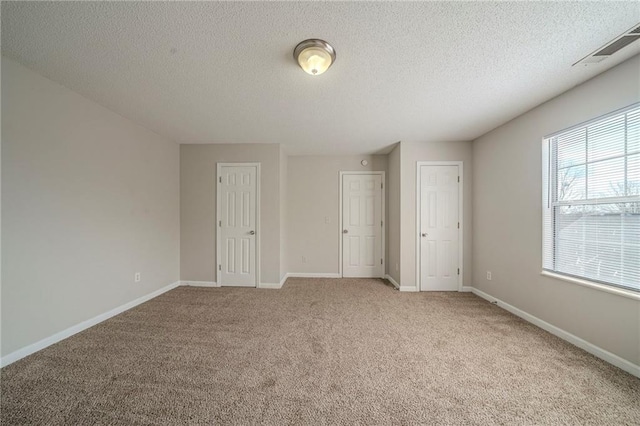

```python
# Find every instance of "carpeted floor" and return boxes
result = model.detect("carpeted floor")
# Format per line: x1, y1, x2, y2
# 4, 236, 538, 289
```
2, 278, 639, 425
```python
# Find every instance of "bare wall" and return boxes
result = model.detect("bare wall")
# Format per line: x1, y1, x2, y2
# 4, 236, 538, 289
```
386, 143, 401, 283
287, 155, 387, 274
400, 141, 473, 289
1, 57, 180, 357
472, 55, 640, 365
180, 144, 281, 284
280, 146, 288, 281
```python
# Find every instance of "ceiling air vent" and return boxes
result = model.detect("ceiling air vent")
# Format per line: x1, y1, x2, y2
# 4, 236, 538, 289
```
573, 22, 640, 66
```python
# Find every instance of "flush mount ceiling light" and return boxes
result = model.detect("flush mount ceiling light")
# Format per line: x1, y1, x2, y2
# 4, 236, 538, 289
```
293, 39, 336, 75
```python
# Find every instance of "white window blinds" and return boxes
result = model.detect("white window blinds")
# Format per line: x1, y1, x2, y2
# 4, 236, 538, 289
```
543, 103, 640, 293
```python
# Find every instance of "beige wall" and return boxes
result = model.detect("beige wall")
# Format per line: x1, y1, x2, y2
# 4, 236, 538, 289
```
287, 155, 387, 274
472, 55, 640, 365
6, 47, 636, 371
1, 57, 180, 357
279, 146, 288, 281
400, 141, 473, 289
180, 144, 281, 284
386, 143, 401, 283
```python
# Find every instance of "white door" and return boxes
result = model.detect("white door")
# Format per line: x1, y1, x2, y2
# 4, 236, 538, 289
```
419, 165, 460, 291
342, 174, 384, 278
217, 164, 258, 287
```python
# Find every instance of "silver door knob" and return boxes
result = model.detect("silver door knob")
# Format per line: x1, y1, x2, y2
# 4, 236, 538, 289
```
343, 229, 348, 234
249, 230, 255, 235
421, 233, 428, 237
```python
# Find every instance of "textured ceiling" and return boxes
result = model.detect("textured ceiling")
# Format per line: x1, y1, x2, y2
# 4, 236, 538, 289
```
2, 2, 640, 155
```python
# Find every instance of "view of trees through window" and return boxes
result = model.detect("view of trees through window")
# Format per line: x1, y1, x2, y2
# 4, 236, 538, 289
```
544, 105, 640, 291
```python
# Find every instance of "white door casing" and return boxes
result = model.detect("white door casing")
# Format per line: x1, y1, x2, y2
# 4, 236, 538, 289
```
418, 163, 462, 291
341, 172, 385, 278
217, 163, 260, 287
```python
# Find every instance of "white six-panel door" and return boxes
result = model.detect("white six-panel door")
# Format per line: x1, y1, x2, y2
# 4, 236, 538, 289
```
217, 164, 258, 287
419, 165, 460, 291
342, 173, 384, 278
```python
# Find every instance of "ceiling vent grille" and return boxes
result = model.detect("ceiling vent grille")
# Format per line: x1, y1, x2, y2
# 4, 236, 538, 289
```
574, 22, 640, 66
592, 35, 640, 56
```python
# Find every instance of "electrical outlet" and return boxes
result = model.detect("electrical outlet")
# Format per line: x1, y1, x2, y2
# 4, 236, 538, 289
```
486, 271, 492, 281
325, 216, 330, 224
395, 263, 399, 272
134, 272, 141, 282
302, 256, 307, 263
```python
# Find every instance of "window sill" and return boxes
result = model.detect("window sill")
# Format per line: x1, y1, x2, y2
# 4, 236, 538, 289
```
540, 271, 640, 301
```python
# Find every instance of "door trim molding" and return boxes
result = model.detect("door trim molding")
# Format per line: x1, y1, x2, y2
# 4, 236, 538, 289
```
338, 171, 386, 278
216, 162, 261, 287
416, 161, 463, 292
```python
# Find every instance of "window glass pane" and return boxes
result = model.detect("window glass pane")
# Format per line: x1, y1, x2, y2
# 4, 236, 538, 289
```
587, 157, 624, 199
622, 244, 640, 291
621, 207, 640, 290
628, 109, 640, 154
622, 206, 640, 290
554, 238, 585, 277
587, 115, 625, 162
628, 153, 640, 197
554, 203, 639, 290
583, 242, 622, 285
557, 165, 585, 201
556, 128, 585, 167
554, 206, 586, 277
545, 105, 640, 292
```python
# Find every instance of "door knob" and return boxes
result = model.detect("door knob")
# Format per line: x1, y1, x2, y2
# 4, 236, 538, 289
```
249, 230, 255, 235
421, 233, 428, 237
343, 229, 348, 234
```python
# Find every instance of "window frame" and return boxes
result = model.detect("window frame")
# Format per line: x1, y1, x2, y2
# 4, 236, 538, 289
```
542, 102, 640, 298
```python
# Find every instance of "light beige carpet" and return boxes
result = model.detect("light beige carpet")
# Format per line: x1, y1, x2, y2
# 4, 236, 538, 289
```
2, 278, 639, 425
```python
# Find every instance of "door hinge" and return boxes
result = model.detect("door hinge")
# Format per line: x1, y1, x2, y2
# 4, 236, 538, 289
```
219, 265, 222, 271
381, 220, 383, 227
219, 176, 222, 183
381, 183, 383, 189
381, 259, 383, 265
458, 176, 460, 183
457, 268, 460, 275
457, 222, 460, 229
219, 220, 222, 227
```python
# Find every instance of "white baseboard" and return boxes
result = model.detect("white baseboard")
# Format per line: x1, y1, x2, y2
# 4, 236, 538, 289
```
385, 274, 400, 289
470, 287, 640, 378
181, 280, 219, 288
1, 281, 181, 368
181, 277, 285, 289
287, 272, 341, 278
461, 286, 473, 292
399, 286, 419, 292
280, 273, 289, 287
258, 281, 283, 289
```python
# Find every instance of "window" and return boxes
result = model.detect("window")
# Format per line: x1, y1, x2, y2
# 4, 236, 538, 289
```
543, 103, 640, 293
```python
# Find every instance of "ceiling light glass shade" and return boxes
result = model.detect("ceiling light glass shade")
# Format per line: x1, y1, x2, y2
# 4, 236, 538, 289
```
294, 39, 336, 75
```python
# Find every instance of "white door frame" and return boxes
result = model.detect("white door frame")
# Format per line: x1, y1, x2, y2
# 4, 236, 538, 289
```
338, 171, 386, 278
216, 162, 261, 287
416, 161, 463, 291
